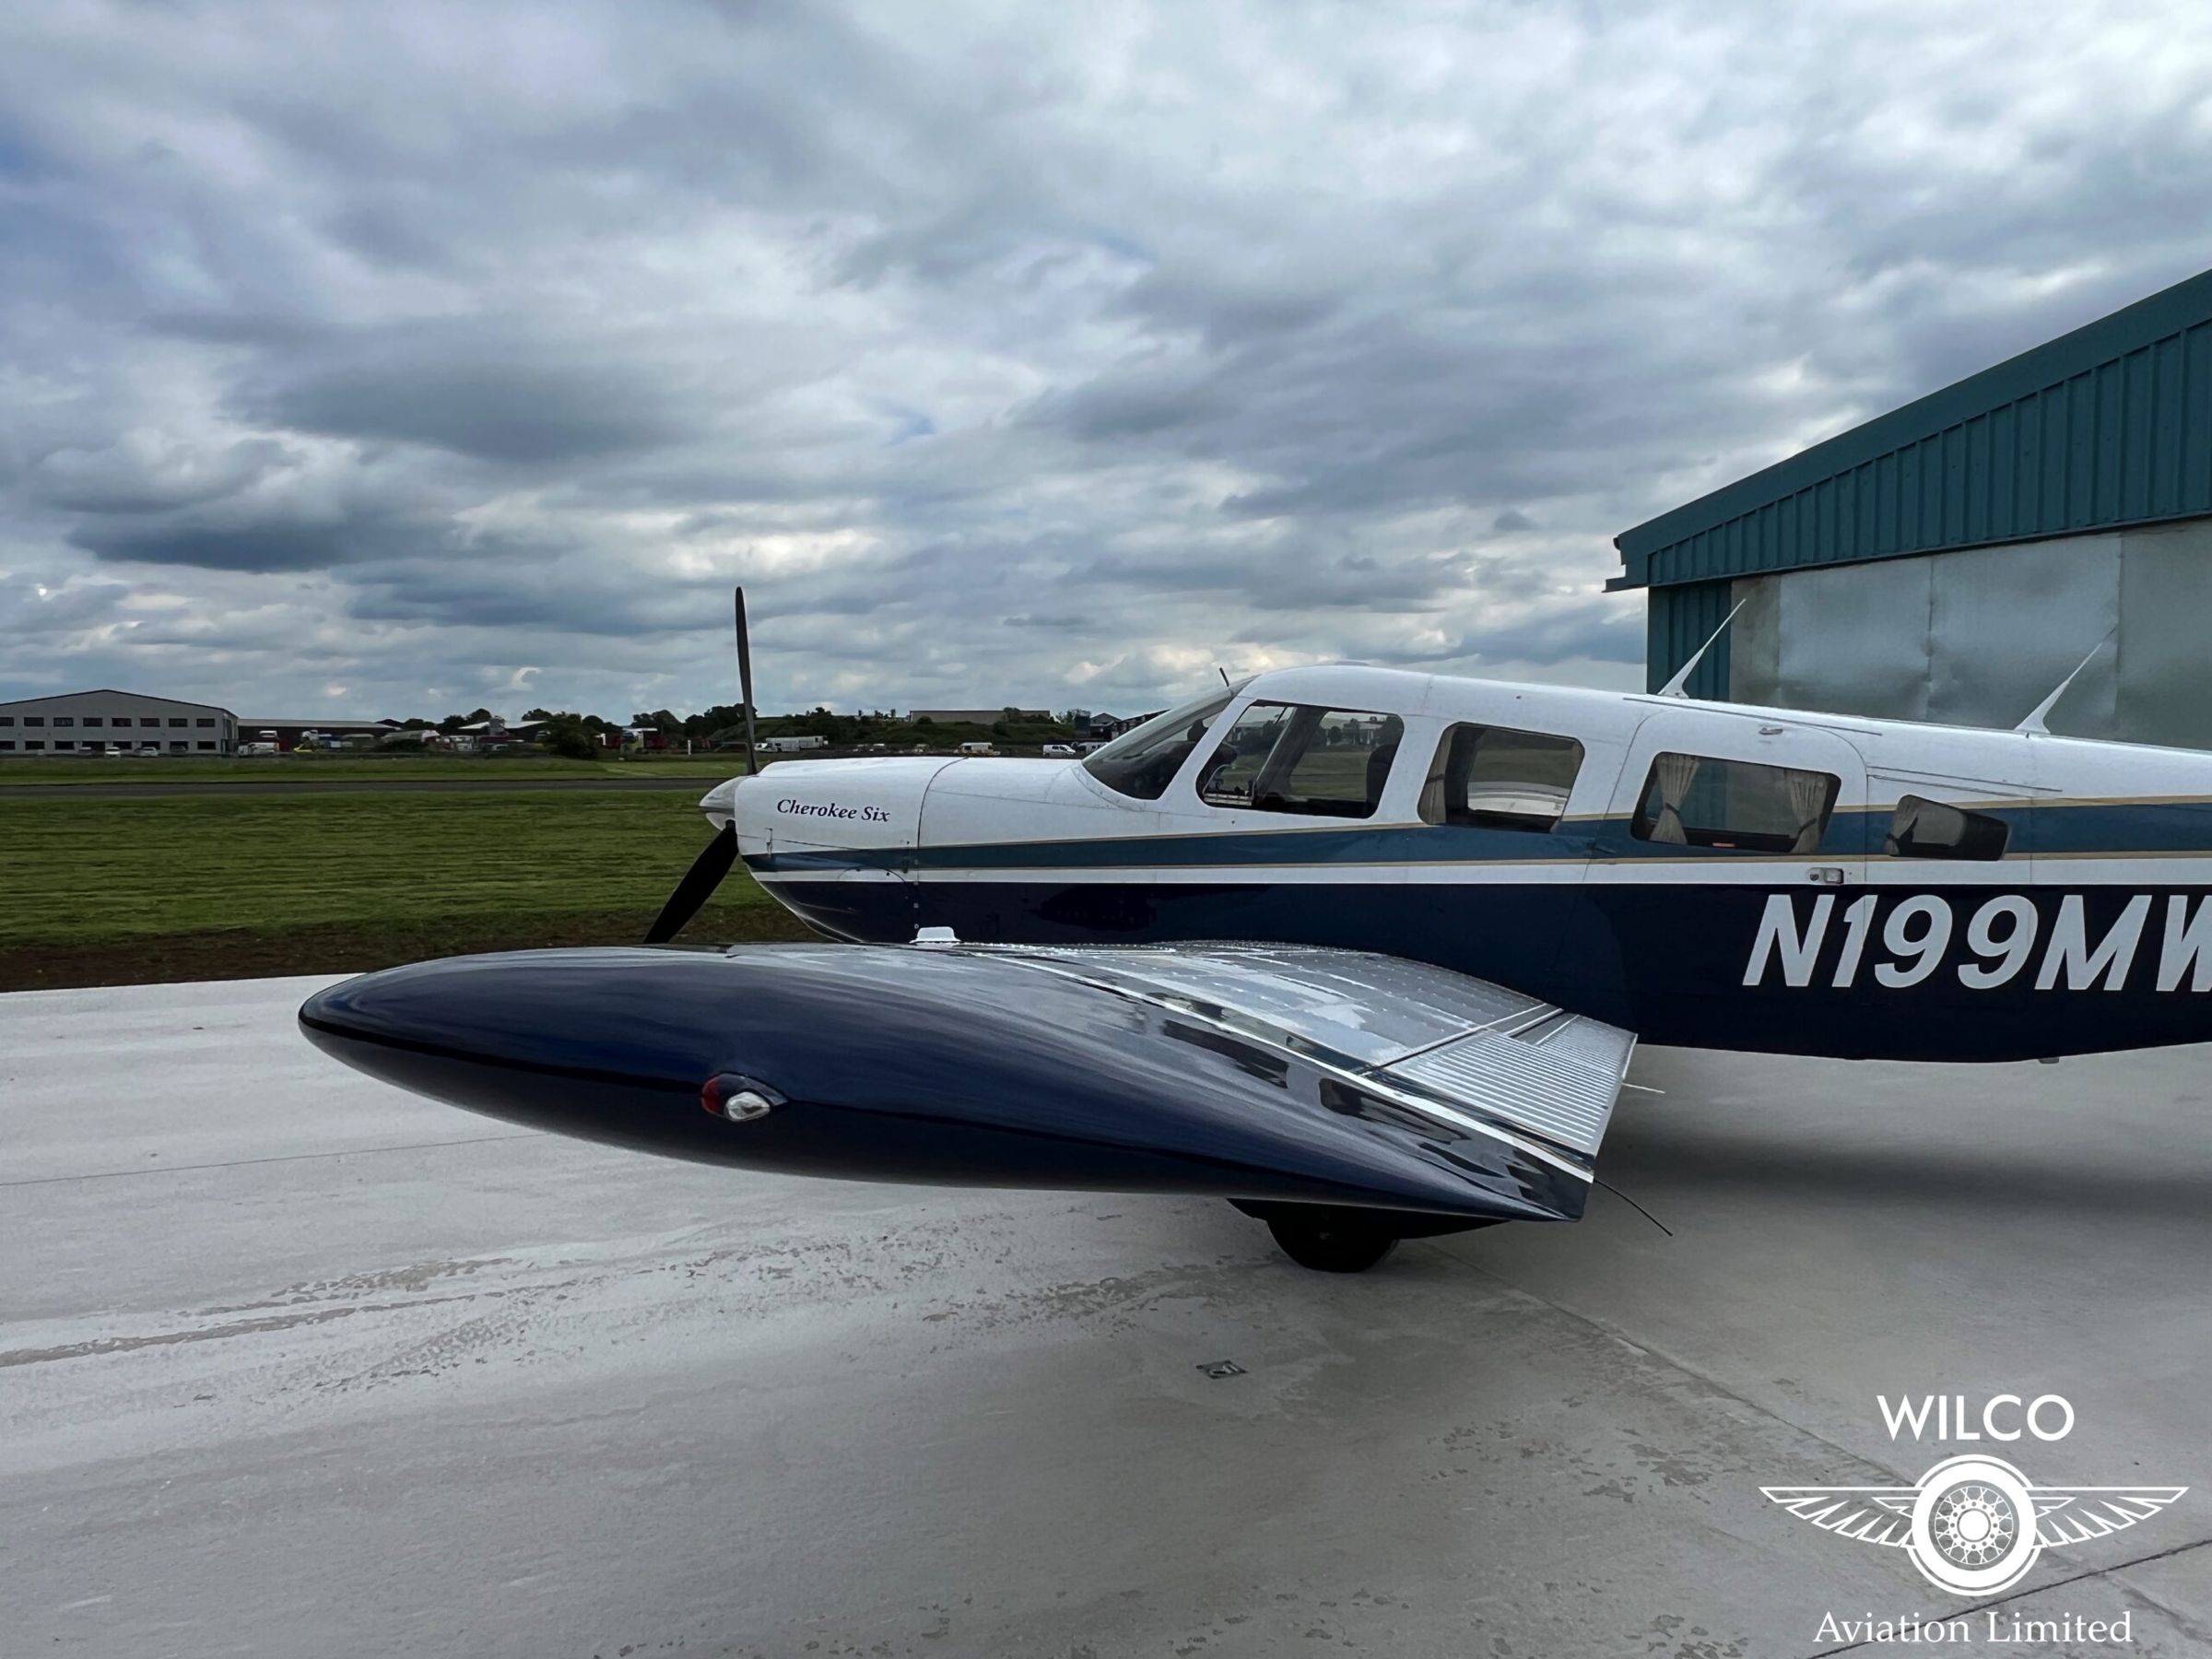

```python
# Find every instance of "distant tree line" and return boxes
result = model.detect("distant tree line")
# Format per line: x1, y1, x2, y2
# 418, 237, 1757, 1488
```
365, 703, 1085, 760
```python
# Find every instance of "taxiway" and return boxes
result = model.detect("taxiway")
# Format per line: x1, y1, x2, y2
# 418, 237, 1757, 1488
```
4, 976, 2209, 1656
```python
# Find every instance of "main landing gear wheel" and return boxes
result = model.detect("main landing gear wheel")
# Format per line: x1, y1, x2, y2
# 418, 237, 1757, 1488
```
1265, 1214, 1401, 1273
1232, 1201, 1504, 1272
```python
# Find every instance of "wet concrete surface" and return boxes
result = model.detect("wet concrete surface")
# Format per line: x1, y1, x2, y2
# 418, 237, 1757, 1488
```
4, 976, 2209, 1657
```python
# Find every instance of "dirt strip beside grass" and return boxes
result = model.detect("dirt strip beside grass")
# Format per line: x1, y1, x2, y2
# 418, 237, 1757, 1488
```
0, 907, 818, 993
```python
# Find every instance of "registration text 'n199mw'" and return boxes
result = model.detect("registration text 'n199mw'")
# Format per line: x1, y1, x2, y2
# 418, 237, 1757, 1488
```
1744, 893, 2212, 993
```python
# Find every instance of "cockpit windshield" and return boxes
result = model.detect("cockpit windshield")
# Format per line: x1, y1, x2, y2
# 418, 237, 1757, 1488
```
1081, 680, 1250, 800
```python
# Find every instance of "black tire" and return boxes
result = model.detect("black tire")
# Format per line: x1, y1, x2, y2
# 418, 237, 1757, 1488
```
1265, 1214, 1400, 1273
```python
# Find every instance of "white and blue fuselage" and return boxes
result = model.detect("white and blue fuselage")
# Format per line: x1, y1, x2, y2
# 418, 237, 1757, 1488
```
717, 665, 2212, 1062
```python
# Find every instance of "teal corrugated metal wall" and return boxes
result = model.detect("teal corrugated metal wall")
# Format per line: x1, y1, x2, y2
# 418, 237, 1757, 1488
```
1617, 268, 2212, 594
1645, 580, 1733, 696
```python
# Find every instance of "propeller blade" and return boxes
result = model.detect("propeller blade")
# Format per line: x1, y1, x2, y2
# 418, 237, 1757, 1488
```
647, 586, 755, 943
644, 821, 738, 945
735, 586, 759, 776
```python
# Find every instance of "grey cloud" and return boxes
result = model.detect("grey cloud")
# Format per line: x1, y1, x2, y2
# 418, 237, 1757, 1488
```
341, 558, 716, 638
68, 515, 412, 571
321, 197, 466, 275
1464, 601, 1644, 669
0, 571, 135, 635
1031, 362, 1234, 442
29, 437, 291, 514
3, 1, 2210, 719
233, 335, 698, 465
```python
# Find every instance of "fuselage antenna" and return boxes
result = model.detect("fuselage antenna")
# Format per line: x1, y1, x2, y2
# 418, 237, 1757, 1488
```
2015, 629, 2116, 735
1656, 597, 1748, 699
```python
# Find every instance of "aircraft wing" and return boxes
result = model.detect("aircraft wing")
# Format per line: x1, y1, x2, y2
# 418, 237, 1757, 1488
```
300, 940, 1638, 1228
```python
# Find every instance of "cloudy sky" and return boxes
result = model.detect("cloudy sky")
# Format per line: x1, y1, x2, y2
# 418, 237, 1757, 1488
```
3, 2, 2210, 721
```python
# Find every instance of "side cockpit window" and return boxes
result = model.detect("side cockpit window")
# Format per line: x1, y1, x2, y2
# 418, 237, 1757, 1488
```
1631, 752, 1838, 853
1198, 702, 1405, 819
1418, 724, 1584, 831
1081, 684, 1243, 800
1885, 794, 2010, 860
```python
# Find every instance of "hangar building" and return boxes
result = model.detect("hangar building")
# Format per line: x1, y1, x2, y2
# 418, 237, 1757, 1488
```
1614, 268, 2212, 749
0, 688, 237, 755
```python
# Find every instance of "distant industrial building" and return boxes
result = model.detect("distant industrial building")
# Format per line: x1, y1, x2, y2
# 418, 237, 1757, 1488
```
0, 688, 237, 755
1615, 268, 2212, 748
238, 717, 403, 753
1065, 710, 1135, 742
909, 707, 1052, 725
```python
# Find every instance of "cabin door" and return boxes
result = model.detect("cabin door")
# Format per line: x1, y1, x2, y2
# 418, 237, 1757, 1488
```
1583, 711, 1871, 1053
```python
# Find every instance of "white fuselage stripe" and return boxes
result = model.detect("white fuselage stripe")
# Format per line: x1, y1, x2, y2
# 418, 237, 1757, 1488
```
756, 855, 2212, 888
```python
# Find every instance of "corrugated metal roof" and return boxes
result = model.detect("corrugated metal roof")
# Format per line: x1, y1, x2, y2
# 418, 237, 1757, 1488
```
1614, 268, 2212, 592
0, 687, 237, 715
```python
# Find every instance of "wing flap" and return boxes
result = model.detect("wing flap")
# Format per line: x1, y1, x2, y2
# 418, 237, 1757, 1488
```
973, 942, 1636, 1170
1385, 1016, 1633, 1159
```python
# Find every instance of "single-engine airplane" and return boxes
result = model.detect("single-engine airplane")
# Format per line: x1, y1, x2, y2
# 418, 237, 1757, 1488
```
301, 594, 2212, 1270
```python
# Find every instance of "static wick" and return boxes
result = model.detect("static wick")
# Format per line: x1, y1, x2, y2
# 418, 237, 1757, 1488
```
1595, 1178, 1673, 1238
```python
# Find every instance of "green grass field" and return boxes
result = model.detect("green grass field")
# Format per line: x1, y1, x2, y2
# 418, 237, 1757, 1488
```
0, 753, 747, 784
0, 786, 811, 988
0, 751, 1071, 785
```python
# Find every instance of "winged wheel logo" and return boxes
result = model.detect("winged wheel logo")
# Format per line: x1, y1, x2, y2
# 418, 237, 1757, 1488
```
1763, 1453, 2185, 1595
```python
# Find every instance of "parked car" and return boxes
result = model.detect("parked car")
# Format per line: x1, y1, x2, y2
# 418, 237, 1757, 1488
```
1041, 743, 1076, 758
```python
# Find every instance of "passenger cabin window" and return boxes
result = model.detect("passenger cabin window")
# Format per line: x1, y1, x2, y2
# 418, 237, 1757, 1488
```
1885, 794, 2010, 861
1197, 702, 1406, 819
1418, 724, 1584, 831
1081, 683, 1246, 801
1632, 753, 1838, 853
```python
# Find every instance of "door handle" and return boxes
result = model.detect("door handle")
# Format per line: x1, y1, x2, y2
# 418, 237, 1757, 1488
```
1806, 866, 1846, 886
